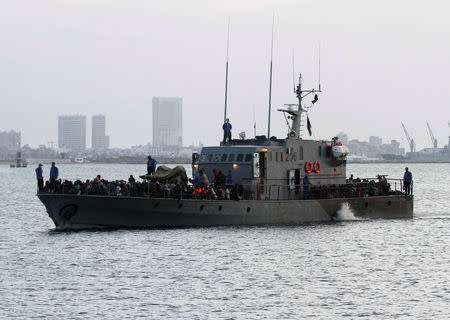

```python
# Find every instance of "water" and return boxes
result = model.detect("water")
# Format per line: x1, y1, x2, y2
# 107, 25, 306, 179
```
0, 163, 449, 319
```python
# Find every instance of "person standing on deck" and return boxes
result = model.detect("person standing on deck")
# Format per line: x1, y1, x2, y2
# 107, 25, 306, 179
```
222, 118, 232, 143
403, 167, 413, 195
302, 174, 311, 200
35, 163, 44, 191
49, 162, 59, 192
147, 155, 157, 175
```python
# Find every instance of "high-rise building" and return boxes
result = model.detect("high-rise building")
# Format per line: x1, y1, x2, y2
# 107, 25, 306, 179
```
152, 97, 182, 146
92, 115, 110, 150
0, 130, 21, 150
58, 115, 86, 151
369, 136, 382, 146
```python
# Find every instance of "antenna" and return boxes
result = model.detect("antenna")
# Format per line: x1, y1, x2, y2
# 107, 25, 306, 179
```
253, 104, 256, 137
292, 49, 296, 92
318, 42, 321, 91
267, 13, 275, 139
223, 17, 230, 123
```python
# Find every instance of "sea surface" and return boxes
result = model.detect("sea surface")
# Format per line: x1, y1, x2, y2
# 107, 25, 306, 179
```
0, 163, 449, 319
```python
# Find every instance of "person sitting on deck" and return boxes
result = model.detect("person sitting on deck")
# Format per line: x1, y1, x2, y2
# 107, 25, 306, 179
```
302, 174, 311, 200
200, 170, 210, 188
193, 171, 201, 187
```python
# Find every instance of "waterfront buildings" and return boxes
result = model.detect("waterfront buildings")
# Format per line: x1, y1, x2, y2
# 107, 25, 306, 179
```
58, 115, 86, 151
339, 132, 405, 158
91, 115, 110, 150
0, 130, 21, 160
152, 97, 182, 147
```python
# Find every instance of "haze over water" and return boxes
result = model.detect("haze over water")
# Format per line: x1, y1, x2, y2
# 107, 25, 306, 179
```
0, 163, 449, 319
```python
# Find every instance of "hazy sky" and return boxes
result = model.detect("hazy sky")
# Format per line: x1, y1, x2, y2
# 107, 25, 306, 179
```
1, 0, 449, 150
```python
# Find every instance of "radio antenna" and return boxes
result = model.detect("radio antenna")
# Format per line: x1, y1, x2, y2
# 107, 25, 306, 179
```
267, 13, 275, 139
318, 42, 321, 91
223, 17, 230, 123
292, 49, 296, 92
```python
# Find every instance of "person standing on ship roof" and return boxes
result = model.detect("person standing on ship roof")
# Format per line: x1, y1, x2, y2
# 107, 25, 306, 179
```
147, 155, 157, 175
222, 118, 232, 143
49, 162, 59, 192
35, 163, 44, 191
302, 174, 311, 200
403, 167, 413, 195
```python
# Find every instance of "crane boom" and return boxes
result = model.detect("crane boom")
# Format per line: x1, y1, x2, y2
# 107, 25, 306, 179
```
401, 122, 416, 153
426, 122, 438, 149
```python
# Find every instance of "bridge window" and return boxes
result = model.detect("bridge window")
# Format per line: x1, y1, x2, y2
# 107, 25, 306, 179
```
228, 154, 235, 161
237, 154, 244, 162
207, 154, 213, 161
245, 154, 252, 162
221, 154, 228, 161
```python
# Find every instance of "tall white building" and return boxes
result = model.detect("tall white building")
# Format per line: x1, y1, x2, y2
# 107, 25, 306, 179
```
58, 115, 86, 151
152, 97, 182, 146
0, 130, 21, 150
92, 115, 109, 150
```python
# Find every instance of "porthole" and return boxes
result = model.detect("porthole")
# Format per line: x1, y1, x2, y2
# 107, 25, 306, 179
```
200, 205, 204, 211
218, 205, 223, 211
246, 207, 251, 213
387, 201, 391, 206
365, 202, 368, 208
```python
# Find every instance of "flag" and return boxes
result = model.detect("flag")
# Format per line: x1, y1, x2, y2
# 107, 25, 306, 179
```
307, 116, 312, 136
312, 94, 318, 104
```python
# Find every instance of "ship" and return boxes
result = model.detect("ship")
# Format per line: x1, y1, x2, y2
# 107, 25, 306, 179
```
37, 73, 413, 230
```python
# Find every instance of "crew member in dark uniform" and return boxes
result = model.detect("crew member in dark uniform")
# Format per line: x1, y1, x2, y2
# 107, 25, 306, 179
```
222, 118, 232, 143
49, 162, 59, 191
403, 167, 413, 195
302, 174, 311, 200
147, 156, 157, 175
35, 163, 44, 191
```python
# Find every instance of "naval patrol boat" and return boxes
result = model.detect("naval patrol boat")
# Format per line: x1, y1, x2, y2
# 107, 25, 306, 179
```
37, 74, 413, 229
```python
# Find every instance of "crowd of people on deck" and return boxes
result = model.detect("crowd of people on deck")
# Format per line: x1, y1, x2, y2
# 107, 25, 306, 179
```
35, 158, 412, 200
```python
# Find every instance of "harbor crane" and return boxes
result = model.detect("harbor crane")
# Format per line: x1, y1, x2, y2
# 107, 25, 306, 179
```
426, 122, 438, 149
401, 122, 416, 153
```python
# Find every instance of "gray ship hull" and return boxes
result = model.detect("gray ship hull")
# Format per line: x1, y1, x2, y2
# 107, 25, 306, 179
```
37, 194, 413, 230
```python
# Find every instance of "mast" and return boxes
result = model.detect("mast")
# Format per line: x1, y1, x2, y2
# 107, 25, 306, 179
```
223, 17, 230, 123
289, 73, 321, 139
267, 14, 274, 139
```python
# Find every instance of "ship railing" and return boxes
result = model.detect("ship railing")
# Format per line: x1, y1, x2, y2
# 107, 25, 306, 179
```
346, 177, 412, 195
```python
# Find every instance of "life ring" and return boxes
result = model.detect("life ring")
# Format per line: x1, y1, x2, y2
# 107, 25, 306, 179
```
313, 161, 321, 173
235, 184, 244, 200
305, 161, 313, 174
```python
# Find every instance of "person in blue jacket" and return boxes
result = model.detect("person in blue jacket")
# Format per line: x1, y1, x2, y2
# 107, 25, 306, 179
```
222, 118, 232, 143
35, 163, 44, 191
147, 155, 157, 175
302, 174, 311, 200
50, 162, 59, 191
403, 167, 413, 195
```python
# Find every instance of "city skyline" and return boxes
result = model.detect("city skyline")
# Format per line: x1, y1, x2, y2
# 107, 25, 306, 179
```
0, 0, 448, 150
